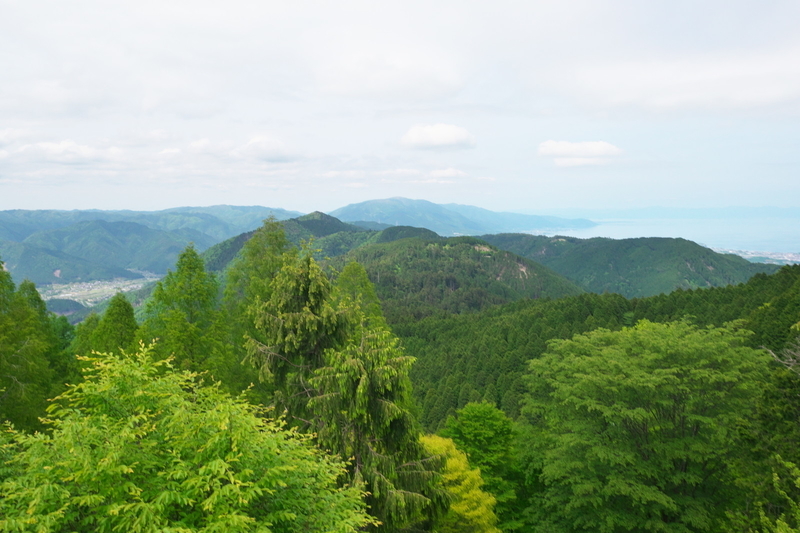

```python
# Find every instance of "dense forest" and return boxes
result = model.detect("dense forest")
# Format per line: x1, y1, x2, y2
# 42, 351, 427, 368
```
1, 217, 800, 532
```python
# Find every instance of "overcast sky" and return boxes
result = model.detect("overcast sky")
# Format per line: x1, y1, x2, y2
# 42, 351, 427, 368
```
2, 0, 799, 214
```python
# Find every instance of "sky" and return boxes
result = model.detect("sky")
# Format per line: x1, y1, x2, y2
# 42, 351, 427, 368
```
1, 0, 800, 215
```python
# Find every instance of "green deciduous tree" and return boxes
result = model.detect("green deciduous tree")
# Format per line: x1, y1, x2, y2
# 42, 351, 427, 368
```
0, 345, 372, 533
420, 435, 500, 533
522, 320, 771, 533
442, 401, 526, 531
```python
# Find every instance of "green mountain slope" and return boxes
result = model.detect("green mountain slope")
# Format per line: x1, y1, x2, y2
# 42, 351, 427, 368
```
203, 214, 380, 271
481, 234, 779, 297
330, 236, 584, 322
399, 264, 800, 429
23, 220, 216, 274
0, 241, 142, 285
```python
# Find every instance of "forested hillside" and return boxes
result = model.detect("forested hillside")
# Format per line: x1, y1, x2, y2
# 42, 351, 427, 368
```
397, 265, 800, 430
482, 233, 779, 297
3, 218, 800, 533
331, 236, 584, 322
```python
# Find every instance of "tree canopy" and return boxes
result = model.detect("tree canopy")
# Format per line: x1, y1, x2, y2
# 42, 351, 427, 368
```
522, 320, 771, 533
0, 345, 372, 533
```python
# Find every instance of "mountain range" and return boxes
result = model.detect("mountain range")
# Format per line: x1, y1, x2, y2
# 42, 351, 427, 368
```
0, 199, 781, 308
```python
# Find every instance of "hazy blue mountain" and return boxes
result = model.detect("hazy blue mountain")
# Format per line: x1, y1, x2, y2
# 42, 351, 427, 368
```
0, 240, 142, 285
0, 205, 303, 244
329, 198, 487, 235
329, 197, 595, 236
442, 203, 595, 231
481, 233, 781, 298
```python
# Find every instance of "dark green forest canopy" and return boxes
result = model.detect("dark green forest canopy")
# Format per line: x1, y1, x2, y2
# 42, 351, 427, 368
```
398, 265, 800, 430
481, 233, 780, 298
328, 237, 584, 322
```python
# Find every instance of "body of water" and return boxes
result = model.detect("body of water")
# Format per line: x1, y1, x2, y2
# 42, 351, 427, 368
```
535, 217, 800, 255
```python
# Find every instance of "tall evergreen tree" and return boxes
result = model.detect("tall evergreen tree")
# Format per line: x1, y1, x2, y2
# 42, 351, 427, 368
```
243, 235, 446, 531
91, 292, 137, 354
0, 265, 53, 431
138, 244, 223, 372
244, 246, 350, 420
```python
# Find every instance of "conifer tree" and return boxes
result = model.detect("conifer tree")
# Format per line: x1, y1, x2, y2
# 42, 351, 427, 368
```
244, 246, 350, 420
243, 238, 446, 531
138, 244, 223, 372
91, 292, 137, 354
0, 266, 53, 431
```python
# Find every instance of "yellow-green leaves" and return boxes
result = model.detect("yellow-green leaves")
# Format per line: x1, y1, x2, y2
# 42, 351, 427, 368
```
0, 345, 371, 533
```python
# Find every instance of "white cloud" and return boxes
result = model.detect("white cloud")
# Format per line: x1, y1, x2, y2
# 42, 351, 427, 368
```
379, 168, 423, 177
553, 157, 613, 167
232, 136, 296, 162
0, 128, 32, 146
409, 178, 456, 184
401, 124, 476, 149
317, 48, 462, 101
537, 140, 622, 157
571, 48, 800, 111
538, 140, 623, 167
430, 167, 467, 178
16, 141, 122, 164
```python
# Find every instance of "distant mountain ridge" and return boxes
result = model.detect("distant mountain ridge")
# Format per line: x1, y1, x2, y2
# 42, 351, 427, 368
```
0, 205, 302, 243
481, 233, 781, 298
329, 198, 595, 236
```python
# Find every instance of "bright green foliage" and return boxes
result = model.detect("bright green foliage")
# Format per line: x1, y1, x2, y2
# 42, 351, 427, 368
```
90, 292, 138, 354
334, 262, 388, 330
310, 306, 446, 531
0, 268, 54, 431
139, 244, 223, 371
522, 320, 771, 533
750, 456, 800, 533
442, 402, 525, 531
0, 345, 372, 533
224, 218, 291, 316
421, 435, 500, 533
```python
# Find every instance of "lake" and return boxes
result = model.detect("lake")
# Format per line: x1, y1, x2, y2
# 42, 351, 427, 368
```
531, 217, 800, 255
